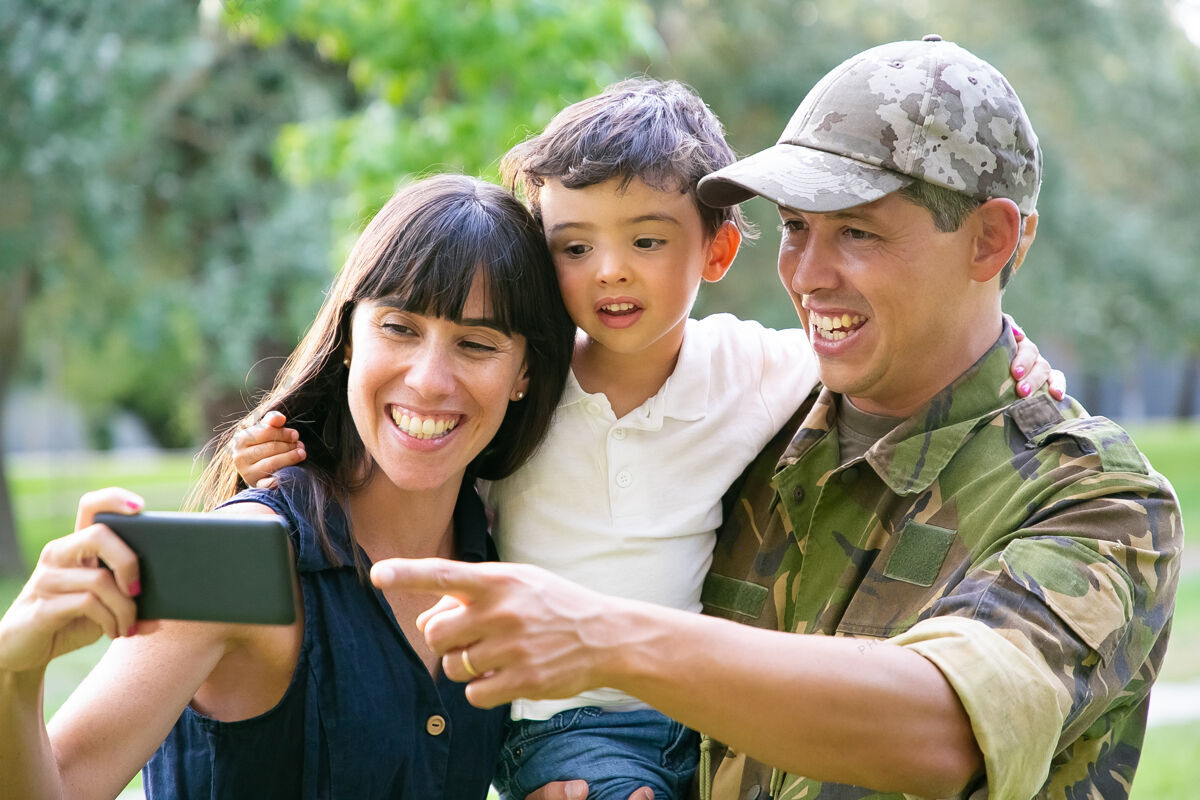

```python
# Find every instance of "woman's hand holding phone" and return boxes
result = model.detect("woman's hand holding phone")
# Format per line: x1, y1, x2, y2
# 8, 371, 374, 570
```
0, 488, 144, 674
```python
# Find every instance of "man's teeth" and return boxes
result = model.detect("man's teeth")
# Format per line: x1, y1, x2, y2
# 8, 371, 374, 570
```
390, 409, 458, 439
811, 312, 866, 341
601, 303, 637, 313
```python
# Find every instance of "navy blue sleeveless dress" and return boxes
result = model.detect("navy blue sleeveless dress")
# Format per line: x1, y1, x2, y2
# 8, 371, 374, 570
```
142, 469, 508, 799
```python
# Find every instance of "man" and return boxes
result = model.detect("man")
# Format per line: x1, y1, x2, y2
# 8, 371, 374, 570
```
374, 36, 1181, 800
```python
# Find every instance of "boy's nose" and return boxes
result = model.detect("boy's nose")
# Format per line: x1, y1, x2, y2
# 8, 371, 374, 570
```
594, 252, 629, 284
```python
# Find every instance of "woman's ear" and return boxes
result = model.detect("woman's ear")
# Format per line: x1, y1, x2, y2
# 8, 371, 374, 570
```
968, 198, 1023, 283
511, 362, 531, 402
702, 221, 742, 283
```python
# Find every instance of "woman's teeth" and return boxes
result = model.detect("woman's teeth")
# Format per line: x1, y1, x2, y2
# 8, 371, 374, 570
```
391, 409, 458, 439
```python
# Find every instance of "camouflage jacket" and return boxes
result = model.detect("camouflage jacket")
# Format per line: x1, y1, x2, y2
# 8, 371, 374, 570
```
696, 330, 1182, 800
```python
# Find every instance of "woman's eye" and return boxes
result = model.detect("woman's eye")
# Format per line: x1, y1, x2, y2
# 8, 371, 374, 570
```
461, 340, 498, 353
382, 322, 416, 335
778, 219, 805, 234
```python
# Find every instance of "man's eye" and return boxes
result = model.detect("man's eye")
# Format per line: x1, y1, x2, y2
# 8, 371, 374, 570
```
845, 228, 873, 240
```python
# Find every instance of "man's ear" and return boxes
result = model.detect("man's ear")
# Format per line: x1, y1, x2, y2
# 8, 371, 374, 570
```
968, 198, 1023, 283
702, 221, 741, 283
1008, 211, 1038, 279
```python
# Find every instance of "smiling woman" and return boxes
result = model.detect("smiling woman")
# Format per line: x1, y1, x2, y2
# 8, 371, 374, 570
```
0, 174, 575, 800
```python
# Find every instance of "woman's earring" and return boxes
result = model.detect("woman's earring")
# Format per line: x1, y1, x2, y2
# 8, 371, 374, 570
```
514, 391, 525, 401
343, 358, 351, 368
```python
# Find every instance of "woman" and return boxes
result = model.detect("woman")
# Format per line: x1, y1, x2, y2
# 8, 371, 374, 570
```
0, 174, 575, 799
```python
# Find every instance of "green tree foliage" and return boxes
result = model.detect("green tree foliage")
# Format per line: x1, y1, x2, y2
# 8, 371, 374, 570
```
223, 0, 662, 240
0, 1, 347, 572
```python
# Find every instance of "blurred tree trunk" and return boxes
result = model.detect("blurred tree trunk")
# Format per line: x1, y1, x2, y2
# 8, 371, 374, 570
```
0, 264, 34, 577
1176, 350, 1199, 420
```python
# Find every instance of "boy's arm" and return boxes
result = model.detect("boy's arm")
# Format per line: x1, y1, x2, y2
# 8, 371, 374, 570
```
231, 411, 306, 488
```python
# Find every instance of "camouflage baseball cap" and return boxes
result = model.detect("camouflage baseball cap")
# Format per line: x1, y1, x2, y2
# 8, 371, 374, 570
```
698, 35, 1041, 214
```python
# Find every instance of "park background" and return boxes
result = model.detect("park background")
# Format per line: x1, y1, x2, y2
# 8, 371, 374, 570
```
1, 0, 1197, 796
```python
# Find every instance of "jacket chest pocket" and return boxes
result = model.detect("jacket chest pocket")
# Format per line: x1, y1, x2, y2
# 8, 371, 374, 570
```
835, 519, 962, 638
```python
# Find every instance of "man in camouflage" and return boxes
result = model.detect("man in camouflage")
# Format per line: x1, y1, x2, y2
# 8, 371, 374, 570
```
374, 37, 1182, 800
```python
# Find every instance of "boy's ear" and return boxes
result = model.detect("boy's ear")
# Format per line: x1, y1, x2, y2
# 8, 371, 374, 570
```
702, 221, 741, 283
968, 198, 1022, 283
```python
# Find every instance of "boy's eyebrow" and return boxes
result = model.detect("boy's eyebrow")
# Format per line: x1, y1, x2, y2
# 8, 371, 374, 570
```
546, 212, 684, 234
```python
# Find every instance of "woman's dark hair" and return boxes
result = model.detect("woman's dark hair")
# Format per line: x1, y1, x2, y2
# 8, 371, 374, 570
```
189, 174, 574, 566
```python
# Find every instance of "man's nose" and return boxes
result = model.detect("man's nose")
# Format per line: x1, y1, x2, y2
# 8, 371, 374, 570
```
782, 235, 837, 296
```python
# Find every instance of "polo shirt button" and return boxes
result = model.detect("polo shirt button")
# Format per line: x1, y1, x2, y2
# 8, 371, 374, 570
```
791, 486, 805, 503
616, 470, 633, 488
586, 401, 603, 415
612, 427, 626, 440
425, 715, 446, 736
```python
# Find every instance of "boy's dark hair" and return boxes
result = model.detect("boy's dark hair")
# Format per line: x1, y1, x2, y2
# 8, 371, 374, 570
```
502, 78, 751, 240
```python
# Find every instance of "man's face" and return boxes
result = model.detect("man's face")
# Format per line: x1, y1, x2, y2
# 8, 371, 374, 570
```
776, 192, 989, 418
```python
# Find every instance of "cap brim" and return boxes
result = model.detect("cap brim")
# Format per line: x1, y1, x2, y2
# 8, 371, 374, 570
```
698, 143, 913, 212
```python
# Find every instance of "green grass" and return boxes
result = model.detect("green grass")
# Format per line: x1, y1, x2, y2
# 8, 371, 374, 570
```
1124, 422, 1200, 539
1130, 721, 1200, 799
3, 420, 1198, 797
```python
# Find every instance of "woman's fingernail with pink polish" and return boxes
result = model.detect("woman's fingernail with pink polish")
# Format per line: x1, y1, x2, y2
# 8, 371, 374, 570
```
1013, 365, 1025, 379
1018, 381, 1031, 396
129, 581, 141, 597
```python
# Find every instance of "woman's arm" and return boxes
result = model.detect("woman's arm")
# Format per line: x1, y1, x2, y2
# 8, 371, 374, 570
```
0, 490, 289, 800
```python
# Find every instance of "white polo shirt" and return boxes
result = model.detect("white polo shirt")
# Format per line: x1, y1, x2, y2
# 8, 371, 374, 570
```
481, 314, 819, 720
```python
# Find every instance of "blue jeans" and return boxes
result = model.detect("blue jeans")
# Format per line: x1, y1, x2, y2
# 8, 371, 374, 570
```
493, 707, 699, 800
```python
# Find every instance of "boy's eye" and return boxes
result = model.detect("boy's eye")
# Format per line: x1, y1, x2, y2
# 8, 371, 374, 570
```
634, 237, 665, 251
563, 243, 591, 257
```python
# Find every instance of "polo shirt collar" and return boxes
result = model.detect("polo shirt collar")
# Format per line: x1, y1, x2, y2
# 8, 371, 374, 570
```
557, 320, 709, 426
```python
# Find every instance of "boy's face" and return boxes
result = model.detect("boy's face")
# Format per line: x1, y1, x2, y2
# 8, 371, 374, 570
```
539, 176, 730, 367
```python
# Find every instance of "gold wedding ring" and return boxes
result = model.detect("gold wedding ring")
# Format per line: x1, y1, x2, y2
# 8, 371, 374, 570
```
460, 648, 480, 678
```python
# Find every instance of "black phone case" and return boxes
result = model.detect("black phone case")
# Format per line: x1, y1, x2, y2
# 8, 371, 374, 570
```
95, 512, 297, 625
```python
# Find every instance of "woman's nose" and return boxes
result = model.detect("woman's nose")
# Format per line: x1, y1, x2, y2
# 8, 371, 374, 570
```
405, 342, 457, 397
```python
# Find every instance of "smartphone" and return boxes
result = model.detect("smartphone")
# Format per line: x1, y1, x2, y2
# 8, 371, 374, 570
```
95, 512, 297, 625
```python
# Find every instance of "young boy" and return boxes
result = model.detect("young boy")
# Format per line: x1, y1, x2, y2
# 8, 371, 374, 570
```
232, 79, 1056, 799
